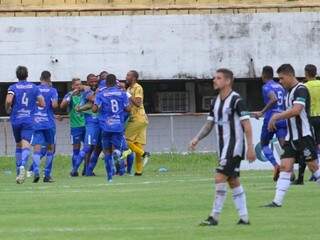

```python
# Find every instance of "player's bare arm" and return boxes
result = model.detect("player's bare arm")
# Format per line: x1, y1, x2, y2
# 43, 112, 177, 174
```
37, 95, 45, 108
252, 92, 277, 119
5, 93, 14, 114
268, 103, 304, 131
76, 102, 93, 112
241, 119, 256, 162
92, 104, 99, 113
131, 97, 142, 107
189, 120, 214, 150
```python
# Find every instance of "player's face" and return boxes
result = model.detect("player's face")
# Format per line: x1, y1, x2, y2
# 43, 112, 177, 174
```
278, 73, 291, 89
87, 76, 98, 90
72, 81, 81, 91
213, 72, 228, 90
100, 72, 108, 80
126, 72, 134, 85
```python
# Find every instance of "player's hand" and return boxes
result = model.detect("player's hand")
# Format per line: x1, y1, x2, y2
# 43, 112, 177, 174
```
268, 115, 278, 132
75, 105, 80, 112
189, 138, 199, 151
246, 146, 256, 163
55, 115, 63, 121
71, 89, 79, 96
251, 111, 263, 119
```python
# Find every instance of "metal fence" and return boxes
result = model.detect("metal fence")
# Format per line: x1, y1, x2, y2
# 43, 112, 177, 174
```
0, 114, 217, 156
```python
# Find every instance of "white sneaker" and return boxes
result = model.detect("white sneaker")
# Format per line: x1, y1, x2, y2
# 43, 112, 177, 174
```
16, 166, 26, 184
26, 171, 33, 178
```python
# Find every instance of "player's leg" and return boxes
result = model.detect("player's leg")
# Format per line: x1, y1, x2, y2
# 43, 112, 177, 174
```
30, 130, 44, 183
292, 154, 306, 185
134, 145, 143, 176
70, 127, 81, 175
126, 153, 135, 175
113, 133, 127, 176
12, 124, 22, 176
85, 128, 101, 176
43, 129, 56, 183
102, 131, 113, 182
302, 136, 320, 184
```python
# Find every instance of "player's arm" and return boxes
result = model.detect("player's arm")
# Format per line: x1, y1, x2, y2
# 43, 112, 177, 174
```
51, 90, 59, 109
76, 102, 93, 112
5, 90, 14, 114
92, 93, 101, 113
60, 92, 73, 110
130, 86, 143, 107
37, 95, 45, 108
268, 87, 307, 131
252, 90, 277, 119
189, 120, 214, 150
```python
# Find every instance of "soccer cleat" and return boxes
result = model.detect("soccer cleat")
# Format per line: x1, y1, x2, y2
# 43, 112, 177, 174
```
292, 179, 304, 185
43, 176, 55, 183
142, 151, 151, 167
309, 175, 317, 182
33, 175, 40, 183
16, 166, 26, 184
290, 173, 296, 182
237, 219, 250, 225
70, 171, 79, 177
273, 165, 280, 182
120, 149, 132, 160
134, 172, 142, 176
263, 202, 282, 208
199, 216, 218, 226
27, 171, 33, 178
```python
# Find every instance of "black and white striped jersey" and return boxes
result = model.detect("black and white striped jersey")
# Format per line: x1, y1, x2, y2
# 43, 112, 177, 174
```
207, 91, 250, 161
285, 83, 312, 141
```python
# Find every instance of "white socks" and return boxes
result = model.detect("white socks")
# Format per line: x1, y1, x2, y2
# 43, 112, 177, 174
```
273, 172, 291, 206
313, 169, 320, 184
232, 185, 249, 222
211, 183, 227, 221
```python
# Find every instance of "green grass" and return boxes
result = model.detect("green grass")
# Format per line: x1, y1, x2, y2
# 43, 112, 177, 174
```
0, 153, 319, 240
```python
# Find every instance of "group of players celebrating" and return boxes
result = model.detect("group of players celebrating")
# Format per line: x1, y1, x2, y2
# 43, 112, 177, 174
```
190, 64, 320, 226
5, 66, 150, 184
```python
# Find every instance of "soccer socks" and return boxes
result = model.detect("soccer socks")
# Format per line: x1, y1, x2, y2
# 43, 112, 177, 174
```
21, 148, 30, 168
72, 149, 80, 169
273, 172, 291, 206
127, 153, 134, 174
40, 147, 47, 159
135, 153, 143, 174
127, 142, 144, 156
313, 169, 320, 184
232, 185, 249, 222
32, 151, 41, 176
104, 154, 113, 181
298, 161, 307, 182
262, 146, 278, 167
73, 146, 92, 173
44, 152, 54, 177
86, 151, 100, 176
15, 148, 22, 175
210, 183, 227, 221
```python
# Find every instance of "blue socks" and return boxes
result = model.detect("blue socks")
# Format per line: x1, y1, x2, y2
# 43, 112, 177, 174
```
262, 146, 278, 167
73, 146, 92, 173
44, 152, 54, 177
72, 149, 80, 169
15, 148, 22, 175
127, 153, 134, 174
86, 151, 100, 176
32, 151, 41, 176
21, 148, 30, 168
104, 154, 113, 181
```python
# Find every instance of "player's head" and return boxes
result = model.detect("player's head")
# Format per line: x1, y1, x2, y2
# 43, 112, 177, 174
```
16, 66, 28, 81
277, 64, 296, 89
106, 74, 117, 87
126, 70, 139, 85
86, 73, 98, 90
99, 71, 108, 81
71, 78, 81, 91
40, 70, 51, 83
261, 66, 274, 83
213, 68, 234, 90
304, 64, 317, 81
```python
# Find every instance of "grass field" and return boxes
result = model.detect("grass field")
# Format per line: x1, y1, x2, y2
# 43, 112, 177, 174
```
0, 153, 319, 240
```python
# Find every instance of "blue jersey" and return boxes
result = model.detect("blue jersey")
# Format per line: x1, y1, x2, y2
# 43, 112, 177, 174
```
95, 86, 129, 133
98, 80, 106, 89
81, 88, 99, 125
8, 81, 42, 125
34, 84, 58, 130
262, 80, 286, 120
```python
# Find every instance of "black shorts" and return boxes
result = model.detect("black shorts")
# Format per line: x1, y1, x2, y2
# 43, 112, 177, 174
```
281, 136, 317, 162
310, 116, 320, 145
216, 156, 242, 178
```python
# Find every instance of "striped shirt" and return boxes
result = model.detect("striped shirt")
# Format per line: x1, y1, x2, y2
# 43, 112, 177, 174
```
207, 91, 250, 161
285, 83, 312, 141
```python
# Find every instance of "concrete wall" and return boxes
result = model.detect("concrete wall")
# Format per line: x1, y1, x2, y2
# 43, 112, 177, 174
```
1, 12, 320, 82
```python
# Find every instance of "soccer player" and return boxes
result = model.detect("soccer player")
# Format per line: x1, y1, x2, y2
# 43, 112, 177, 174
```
189, 68, 256, 226
71, 74, 100, 176
60, 78, 85, 175
5, 66, 45, 184
31, 71, 58, 183
264, 64, 320, 208
98, 71, 108, 89
293, 64, 320, 184
93, 74, 130, 182
252, 66, 287, 181
125, 70, 150, 176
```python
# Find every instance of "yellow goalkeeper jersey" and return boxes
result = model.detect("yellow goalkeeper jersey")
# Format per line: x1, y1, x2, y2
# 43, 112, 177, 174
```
305, 79, 320, 117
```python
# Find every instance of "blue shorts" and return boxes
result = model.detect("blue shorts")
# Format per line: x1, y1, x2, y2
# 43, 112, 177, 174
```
101, 131, 127, 150
70, 127, 85, 145
260, 119, 287, 146
31, 128, 56, 146
84, 124, 101, 146
11, 122, 34, 143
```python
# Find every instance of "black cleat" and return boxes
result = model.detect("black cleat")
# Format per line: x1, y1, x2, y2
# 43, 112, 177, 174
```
292, 179, 304, 185
70, 171, 79, 177
237, 219, 250, 225
263, 202, 282, 208
33, 175, 40, 183
43, 176, 55, 183
134, 173, 142, 176
309, 175, 316, 182
199, 216, 218, 226
142, 151, 151, 158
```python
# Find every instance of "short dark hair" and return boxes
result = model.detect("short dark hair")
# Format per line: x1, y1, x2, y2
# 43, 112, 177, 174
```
16, 66, 28, 80
40, 70, 51, 81
71, 78, 81, 84
277, 64, 295, 76
216, 68, 234, 82
262, 66, 274, 79
305, 64, 317, 78
106, 74, 117, 87
86, 73, 96, 81
130, 70, 139, 80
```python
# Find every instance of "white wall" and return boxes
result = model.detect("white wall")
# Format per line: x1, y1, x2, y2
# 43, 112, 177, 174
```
1, 12, 320, 82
